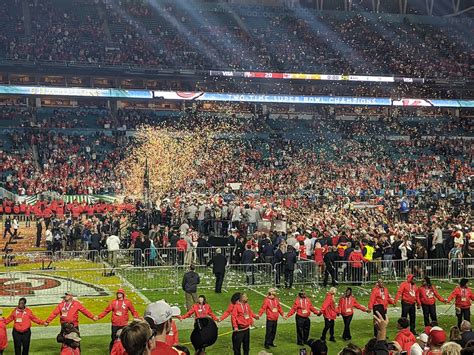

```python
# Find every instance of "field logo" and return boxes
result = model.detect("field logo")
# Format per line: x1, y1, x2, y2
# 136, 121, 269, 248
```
0, 273, 108, 306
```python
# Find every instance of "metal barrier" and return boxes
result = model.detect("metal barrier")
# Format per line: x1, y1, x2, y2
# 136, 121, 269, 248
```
147, 246, 235, 266
407, 259, 450, 280
335, 259, 410, 284
225, 263, 274, 288
274, 260, 319, 287
99, 248, 140, 266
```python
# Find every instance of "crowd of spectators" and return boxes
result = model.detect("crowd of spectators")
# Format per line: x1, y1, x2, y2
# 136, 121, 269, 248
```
0, 0, 472, 79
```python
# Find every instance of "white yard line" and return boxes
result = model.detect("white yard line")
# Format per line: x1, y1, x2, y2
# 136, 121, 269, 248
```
103, 262, 151, 304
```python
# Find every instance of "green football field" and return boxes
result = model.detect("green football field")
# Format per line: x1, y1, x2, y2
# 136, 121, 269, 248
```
0, 260, 463, 354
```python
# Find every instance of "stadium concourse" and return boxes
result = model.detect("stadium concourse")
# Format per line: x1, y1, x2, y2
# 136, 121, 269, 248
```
0, 0, 473, 354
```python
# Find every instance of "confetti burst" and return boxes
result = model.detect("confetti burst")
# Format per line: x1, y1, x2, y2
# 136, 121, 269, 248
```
116, 125, 235, 200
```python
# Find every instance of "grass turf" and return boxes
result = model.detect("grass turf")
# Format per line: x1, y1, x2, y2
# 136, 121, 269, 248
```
0, 260, 461, 354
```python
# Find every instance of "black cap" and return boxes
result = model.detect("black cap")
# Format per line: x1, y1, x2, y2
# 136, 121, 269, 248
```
460, 278, 469, 287
190, 318, 218, 351
308, 339, 328, 355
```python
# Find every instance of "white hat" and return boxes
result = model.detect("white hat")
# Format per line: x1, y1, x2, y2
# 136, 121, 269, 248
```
417, 333, 428, 343
144, 300, 180, 326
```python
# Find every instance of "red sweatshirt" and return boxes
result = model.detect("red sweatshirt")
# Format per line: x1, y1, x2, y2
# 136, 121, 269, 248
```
348, 250, 366, 268
220, 303, 234, 321
0, 317, 7, 351
110, 338, 125, 355
97, 289, 140, 326
287, 297, 320, 318
321, 293, 339, 320
338, 295, 367, 316
180, 303, 218, 321
368, 286, 394, 310
394, 275, 419, 305
258, 297, 284, 321
418, 286, 445, 306
60, 345, 81, 355
165, 320, 179, 346
6, 307, 44, 332
46, 300, 95, 327
394, 328, 416, 352
447, 286, 474, 309
231, 302, 257, 330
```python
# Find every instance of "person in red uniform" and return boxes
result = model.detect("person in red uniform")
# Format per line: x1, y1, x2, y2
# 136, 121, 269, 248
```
220, 292, 241, 323
348, 245, 366, 285
231, 293, 259, 355
165, 320, 179, 347
394, 274, 419, 334
285, 290, 321, 345
338, 287, 370, 341
97, 288, 141, 350
110, 328, 125, 355
5, 297, 44, 355
44, 292, 96, 329
417, 276, 446, 326
320, 287, 339, 342
179, 295, 218, 322
368, 279, 395, 336
258, 288, 284, 349
447, 278, 474, 328
0, 310, 7, 355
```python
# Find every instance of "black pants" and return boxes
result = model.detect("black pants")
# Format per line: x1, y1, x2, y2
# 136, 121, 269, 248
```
275, 266, 282, 288
265, 319, 277, 346
285, 269, 294, 288
35, 231, 42, 248
321, 318, 335, 340
373, 305, 386, 336
232, 328, 250, 355
457, 308, 471, 328
351, 267, 363, 285
214, 272, 225, 293
421, 304, 437, 326
401, 302, 416, 334
110, 325, 124, 351
3, 228, 13, 239
12, 328, 31, 355
295, 315, 310, 345
323, 267, 337, 286
342, 314, 353, 340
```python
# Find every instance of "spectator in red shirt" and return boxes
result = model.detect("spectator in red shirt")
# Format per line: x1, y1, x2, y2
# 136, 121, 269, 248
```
5, 297, 44, 355
231, 293, 259, 355
394, 317, 416, 352
447, 278, 474, 328
338, 287, 370, 341
143, 300, 184, 355
348, 245, 366, 285
320, 287, 339, 342
258, 288, 284, 349
220, 292, 241, 323
97, 288, 141, 351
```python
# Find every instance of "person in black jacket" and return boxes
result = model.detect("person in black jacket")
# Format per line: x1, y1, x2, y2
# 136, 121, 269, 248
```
283, 245, 297, 289
323, 246, 338, 287
207, 248, 227, 293
242, 244, 257, 285
35, 218, 43, 247
274, 243, 285, 288
182, 264, 200, 310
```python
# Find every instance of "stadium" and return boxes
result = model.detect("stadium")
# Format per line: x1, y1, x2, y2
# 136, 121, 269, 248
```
0, 0, 473, 354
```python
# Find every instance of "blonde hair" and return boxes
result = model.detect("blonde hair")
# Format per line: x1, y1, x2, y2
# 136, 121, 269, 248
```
441, 341, 462, 355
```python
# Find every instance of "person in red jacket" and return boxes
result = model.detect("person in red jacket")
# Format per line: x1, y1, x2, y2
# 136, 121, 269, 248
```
176, 237, 188, 265
338, 287, 370, 341
320, 287, 339, 342
5, 297, 44, 355
368, 279, 395, 336
258, 288, 284, 349
394, 274, 419, 334
179, 295, 218, 322
220, 292, 241, 323
348, 245, 366, 285
447, 278, 474, 328
110, 328, 125, 355
418, 276, 446, 326
97, 288, 141, 350
165, 320, 179, 347
285, 290, 321, 345
231, 293, 259, 355
44, 292, 96, 328
394, 317, 416, 352
0, 311, 7, 355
